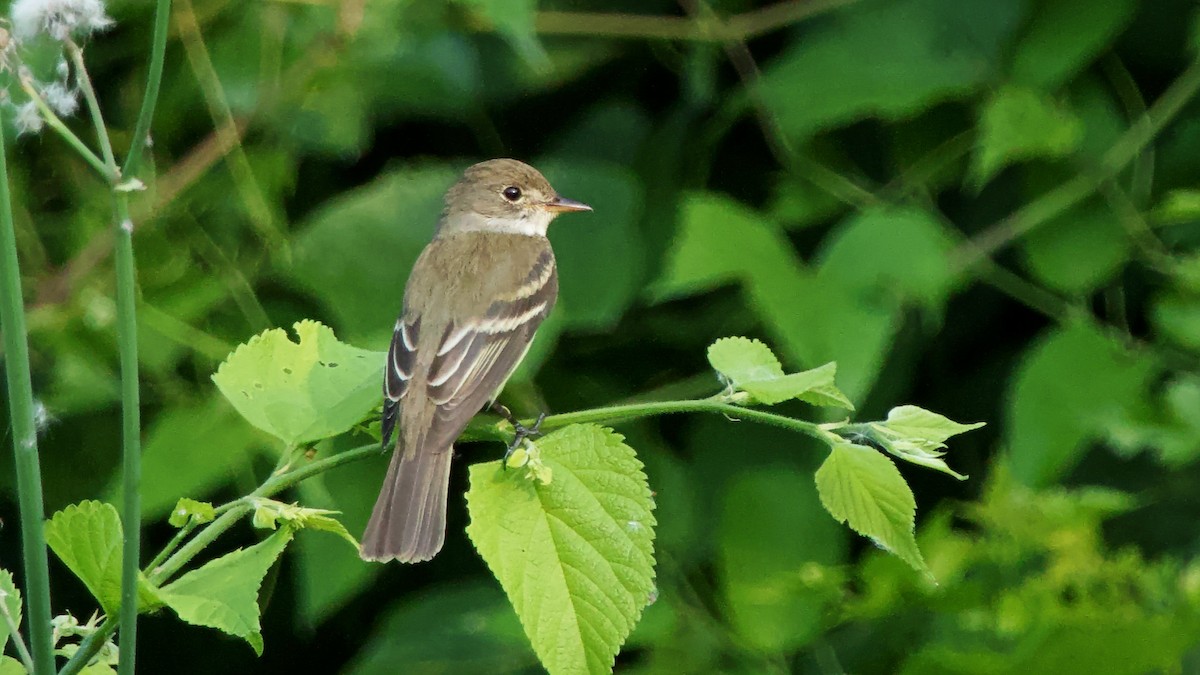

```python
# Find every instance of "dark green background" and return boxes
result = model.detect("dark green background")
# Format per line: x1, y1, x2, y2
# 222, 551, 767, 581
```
4, 0, 1200, 672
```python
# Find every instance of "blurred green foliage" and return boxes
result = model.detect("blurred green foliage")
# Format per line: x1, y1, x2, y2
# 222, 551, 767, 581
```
5, 0, 1200, 671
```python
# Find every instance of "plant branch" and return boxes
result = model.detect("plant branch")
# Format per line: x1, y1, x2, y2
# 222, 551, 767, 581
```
66, 40, 118, 173
0, 590, 35, 672
60, 392, 835, 672
123, 0, 173, 178
0, 101, 56, 675
954, 56, 1200, 270
18, 79, 114, 183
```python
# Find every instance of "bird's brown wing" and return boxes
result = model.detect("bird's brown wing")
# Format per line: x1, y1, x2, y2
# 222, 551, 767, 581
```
420, 250, 557, 451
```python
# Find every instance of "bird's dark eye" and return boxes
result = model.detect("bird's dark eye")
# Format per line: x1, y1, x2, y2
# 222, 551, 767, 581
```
502, 186, 522, 202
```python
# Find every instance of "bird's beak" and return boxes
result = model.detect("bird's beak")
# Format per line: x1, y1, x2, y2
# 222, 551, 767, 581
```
543, 196, 592, 213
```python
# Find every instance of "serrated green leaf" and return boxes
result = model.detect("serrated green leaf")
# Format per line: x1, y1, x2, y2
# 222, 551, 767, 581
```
880, 406, 986, 444
0, 656, 26, 675
45, 501, 162, 614
212, 320, 383, 446
706, 337, 783, 385
169, 499, 215, 528
973, 86, 1083, 186
466, 424, 656, 675
158, 527, 294, 655
0, 569, 20, 655
815, 444, 927, 576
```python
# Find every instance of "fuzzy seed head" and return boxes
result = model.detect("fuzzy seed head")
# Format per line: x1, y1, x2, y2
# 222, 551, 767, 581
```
14, 100, 43, 135
11, 0, 114, 42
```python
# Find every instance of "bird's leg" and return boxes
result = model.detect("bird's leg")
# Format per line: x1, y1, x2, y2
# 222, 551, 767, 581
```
491, 402, 547, 462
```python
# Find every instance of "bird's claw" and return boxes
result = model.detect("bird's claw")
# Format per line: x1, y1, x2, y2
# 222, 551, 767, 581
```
503, 412, 546, 468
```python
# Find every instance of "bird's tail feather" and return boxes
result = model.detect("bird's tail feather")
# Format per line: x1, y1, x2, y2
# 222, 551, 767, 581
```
360, 445, 453, 563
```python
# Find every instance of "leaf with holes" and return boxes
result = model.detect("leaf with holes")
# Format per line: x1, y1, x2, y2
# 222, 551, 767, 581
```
212, 320, 384, 445
466, 424, 656, 675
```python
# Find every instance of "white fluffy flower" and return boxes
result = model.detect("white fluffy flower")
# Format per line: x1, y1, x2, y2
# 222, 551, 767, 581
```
11, 0, 114, 42
41, 80, 78, 116
14, 100, 43, 135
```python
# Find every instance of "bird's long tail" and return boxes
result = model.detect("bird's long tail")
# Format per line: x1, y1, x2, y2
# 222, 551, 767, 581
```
360, 445, 453, 563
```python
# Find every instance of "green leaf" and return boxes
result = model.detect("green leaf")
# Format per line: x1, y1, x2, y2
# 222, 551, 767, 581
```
718, 469, 846, 653
706, 337, 784, 385
816, 206, 959, 311
878, 406, 986, 445
867, 406, 983, 480
212, 320, 383, 446
466, 424, 656, 675
707, 337, 853, 409
542, 159, 646, 332
1021, 198, 1131, 294
1007, 323, 1157, 486
345, 582, 536, 674
758, 0, 1021, 139
0, 569, 20, 655
815, 443, 927, 576
248, 498, 358, 550
45, 501, 162, 614
655, 193, 896, 400
1152, 292, 1200, 352
973, 86, 1083, 186
0, 656, 26, 675
158, 527, 294, 655
168, 499, 215, 528
1009, 0, 1137, 89
1152, 188, 1200, 225
286, 165, 457, 345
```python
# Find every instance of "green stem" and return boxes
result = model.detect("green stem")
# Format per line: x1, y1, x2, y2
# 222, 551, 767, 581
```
0, 587, 35, 672
123, 0, 173, 179
60, 394, 834, 672
58, 616, 116, 675
0, 102, 56, 675
956, 55, 1200, 269
527, 398, 828, 441
19, 80, 114, 183
66, 41, 118, 172
112, 195, 141, 675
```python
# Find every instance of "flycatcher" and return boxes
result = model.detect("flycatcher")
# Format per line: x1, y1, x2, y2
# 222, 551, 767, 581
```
360, 158, 591, 563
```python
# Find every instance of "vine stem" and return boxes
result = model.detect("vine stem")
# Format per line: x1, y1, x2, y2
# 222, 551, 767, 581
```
0, 103, 56, 674
954, 55, 1200, 270
59, 394, 835, 672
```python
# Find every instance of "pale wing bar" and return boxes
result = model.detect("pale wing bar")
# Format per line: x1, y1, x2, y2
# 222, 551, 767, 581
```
382, 316, 419, 447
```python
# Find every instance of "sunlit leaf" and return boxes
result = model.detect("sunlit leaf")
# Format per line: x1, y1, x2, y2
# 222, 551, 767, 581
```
815, 443, 927, 576
168, 498, 215, 528
212, 320, 382, 446
158, 527, 294, 655
45, 501, 162, 614
466, 424, 656, 675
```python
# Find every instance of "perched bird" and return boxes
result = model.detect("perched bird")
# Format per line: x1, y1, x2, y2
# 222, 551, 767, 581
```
360, 159, 591, 563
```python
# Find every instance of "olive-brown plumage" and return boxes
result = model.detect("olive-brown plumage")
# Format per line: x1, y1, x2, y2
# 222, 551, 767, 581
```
360, 159, 590, 563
